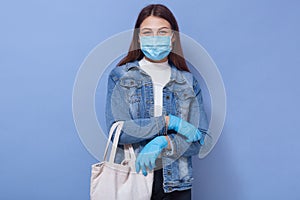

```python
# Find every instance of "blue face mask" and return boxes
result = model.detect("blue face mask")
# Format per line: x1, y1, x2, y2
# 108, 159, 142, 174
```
139, 35, 172, 61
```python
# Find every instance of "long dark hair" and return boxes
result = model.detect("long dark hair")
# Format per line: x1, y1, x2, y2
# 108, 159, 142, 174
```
117, 4, 189, 72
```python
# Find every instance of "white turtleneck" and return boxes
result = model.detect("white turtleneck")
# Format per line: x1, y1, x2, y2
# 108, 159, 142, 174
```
139, 57, 171, 117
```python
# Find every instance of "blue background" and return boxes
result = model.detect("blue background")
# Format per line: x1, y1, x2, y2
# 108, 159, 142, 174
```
1, 0, 299, 199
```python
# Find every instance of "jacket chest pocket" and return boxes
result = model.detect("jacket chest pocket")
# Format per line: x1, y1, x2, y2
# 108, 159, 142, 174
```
119, 78, 143, 117
174, 87, 196, 120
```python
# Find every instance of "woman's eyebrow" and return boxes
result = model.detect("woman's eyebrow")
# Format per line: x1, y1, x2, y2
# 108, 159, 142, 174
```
158, 27, 171, 30
140, 26, 171, 31
140, 28, 152, 31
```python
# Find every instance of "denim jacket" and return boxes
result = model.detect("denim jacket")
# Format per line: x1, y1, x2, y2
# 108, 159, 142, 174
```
105, 60, 208, 193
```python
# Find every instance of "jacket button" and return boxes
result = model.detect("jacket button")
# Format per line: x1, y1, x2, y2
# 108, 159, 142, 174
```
167, 170, 172, 175
166, 96, 170, 100
167, 187, 172, 192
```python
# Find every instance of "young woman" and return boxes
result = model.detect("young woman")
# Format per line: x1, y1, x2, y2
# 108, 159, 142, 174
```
105, 4, 208, 200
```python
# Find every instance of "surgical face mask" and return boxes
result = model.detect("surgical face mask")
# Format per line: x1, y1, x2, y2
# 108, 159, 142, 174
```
139, 34, 173, 61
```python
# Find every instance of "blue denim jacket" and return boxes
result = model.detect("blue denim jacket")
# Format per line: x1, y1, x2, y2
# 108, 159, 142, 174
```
105, 60, 208, 193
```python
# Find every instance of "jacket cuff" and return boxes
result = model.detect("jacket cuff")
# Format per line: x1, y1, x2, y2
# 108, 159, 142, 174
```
162, 134, 175, 157
158, 115, 167, 136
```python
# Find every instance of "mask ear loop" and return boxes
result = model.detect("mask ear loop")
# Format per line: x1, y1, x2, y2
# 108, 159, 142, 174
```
169, 32, 174, 50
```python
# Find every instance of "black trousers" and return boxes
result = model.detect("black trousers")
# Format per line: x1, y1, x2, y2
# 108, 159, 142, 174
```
151, 169, 191, 200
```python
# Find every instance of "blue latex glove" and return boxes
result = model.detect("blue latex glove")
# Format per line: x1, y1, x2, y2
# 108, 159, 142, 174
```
135, 136, 168, 176
168, 114, 204, 144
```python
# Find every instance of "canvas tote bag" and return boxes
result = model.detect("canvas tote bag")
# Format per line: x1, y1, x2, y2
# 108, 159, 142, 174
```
90, 121, 153, 200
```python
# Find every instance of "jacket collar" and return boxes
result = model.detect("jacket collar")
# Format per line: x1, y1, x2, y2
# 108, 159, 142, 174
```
125, 60, 140, 71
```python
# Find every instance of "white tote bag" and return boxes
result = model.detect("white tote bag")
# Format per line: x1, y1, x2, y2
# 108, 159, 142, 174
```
90, 121, 153, 200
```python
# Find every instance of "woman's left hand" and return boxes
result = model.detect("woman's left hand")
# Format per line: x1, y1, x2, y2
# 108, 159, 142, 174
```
167, 114, 204, 144
135, 136, 168, 176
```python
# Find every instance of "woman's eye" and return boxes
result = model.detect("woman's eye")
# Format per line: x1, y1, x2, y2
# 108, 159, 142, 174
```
141, 31, 152, 35
159, 31, 167, 35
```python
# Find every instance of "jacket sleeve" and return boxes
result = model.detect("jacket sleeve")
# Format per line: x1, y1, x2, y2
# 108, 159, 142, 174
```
105, 69, 167, 145
166, 77, 209, 158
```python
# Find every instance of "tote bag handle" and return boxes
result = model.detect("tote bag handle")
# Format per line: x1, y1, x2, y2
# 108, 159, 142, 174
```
103, 121, 136, 170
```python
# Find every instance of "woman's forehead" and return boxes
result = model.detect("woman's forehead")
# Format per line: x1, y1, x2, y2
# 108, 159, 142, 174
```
140, 16, 171, 29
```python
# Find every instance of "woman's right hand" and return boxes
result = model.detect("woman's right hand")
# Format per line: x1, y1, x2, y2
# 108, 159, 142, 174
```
166, 114, 204, 144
